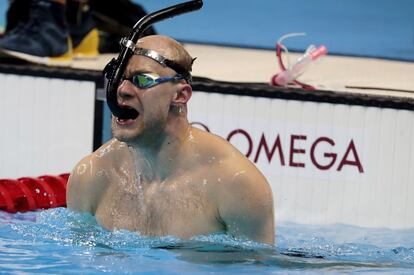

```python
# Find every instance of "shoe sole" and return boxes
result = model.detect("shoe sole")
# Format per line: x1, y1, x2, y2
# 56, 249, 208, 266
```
0, 48, 72, 66
0, 37, 73, 67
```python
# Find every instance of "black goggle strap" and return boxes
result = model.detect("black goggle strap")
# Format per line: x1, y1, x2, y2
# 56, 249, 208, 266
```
120, 38, 192, 83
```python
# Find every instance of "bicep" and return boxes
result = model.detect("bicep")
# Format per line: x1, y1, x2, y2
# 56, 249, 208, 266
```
66, 159, 98, 213
222, 197, 275, 245
218, 168, 275, 244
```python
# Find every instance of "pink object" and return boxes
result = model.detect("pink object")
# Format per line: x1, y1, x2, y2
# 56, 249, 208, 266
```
310, 45, 328, 60
274, 45, 328, 87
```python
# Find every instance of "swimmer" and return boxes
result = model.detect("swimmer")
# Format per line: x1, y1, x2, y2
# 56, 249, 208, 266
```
67, 35, 275, 244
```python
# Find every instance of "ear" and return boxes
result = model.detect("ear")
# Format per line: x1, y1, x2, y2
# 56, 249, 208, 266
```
173, 83, 192, 104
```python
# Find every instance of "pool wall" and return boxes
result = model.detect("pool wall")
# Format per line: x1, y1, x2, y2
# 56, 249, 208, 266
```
0, 65, 101, 179
188, 78, 414, 229
1, 64, 413, 229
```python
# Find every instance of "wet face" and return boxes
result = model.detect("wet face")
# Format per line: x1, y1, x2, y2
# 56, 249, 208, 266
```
111, 53, 180, 144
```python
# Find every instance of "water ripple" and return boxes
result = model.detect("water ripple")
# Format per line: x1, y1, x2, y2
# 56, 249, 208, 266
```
0, 208, 413, 273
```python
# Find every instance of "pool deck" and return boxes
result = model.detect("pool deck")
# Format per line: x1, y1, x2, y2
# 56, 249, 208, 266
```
72, 43, 414, 100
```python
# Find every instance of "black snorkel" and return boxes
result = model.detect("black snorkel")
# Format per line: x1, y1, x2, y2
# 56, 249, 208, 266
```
103, 0, 203, 120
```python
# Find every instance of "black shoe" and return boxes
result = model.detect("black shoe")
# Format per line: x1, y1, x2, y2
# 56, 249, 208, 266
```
0, 0, 72, 66
5, 0, 31, 33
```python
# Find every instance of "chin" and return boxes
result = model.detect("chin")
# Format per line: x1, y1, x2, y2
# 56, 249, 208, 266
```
111, 123, 140, 143
113, 134, 134, 143
112, 128, 140, 143
111, 116, 167, 145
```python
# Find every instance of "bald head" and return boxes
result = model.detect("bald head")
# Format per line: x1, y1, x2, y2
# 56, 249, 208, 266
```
137, 35, 194, 73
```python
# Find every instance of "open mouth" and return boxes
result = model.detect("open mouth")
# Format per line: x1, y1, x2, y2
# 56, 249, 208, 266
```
116, 106, 139, 124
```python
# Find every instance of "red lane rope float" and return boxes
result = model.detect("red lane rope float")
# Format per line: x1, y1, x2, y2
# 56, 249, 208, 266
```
0, 182, 16, 212
0, 173, 69, 213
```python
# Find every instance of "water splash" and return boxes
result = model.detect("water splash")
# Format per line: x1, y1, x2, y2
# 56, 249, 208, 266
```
1, 209, 414, 273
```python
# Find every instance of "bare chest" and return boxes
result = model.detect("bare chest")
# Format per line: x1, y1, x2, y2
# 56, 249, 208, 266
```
95, 176, 222, 238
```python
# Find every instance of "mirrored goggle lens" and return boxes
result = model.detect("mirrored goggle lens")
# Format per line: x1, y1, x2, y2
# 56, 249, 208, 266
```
132, 74, 158, 89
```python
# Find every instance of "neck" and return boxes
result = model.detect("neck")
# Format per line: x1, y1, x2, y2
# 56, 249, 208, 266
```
128, 114, 191, 182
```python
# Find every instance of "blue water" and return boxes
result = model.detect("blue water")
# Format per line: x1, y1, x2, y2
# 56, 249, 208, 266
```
0, 208, 413, 274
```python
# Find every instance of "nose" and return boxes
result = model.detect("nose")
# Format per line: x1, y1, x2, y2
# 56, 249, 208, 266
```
117, 80, 135, 103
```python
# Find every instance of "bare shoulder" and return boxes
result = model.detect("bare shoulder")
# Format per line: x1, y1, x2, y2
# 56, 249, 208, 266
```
192, 127, 268, 181
192, 128, 275, 244
217, 150, 274, 212
190, 127, 242, 158
218, 157, 275, 244
67, 139, 126, 213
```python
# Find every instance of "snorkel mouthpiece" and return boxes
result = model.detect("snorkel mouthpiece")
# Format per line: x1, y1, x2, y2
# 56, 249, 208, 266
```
104, 0, 203, 119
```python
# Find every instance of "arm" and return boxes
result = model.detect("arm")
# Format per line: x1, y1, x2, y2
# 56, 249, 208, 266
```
66, 155, 104, 214
218, 162, 275, 245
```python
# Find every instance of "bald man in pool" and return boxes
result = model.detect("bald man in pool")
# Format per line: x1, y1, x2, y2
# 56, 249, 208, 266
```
67, 35, 275, 244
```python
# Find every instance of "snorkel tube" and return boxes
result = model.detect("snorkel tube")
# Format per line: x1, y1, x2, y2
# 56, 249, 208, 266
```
104, 0, 203, 119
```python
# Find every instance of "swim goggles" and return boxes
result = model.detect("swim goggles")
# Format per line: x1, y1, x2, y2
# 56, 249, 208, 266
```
121, 73, 185, 89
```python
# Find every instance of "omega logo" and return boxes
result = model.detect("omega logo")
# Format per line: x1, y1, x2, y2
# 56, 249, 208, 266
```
191, 122, 364, 173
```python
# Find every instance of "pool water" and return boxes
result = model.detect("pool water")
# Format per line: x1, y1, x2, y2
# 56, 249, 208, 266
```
0, 208, 413, 274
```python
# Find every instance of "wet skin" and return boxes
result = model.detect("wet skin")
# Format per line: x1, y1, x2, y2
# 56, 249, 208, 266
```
67, 35, 275, 244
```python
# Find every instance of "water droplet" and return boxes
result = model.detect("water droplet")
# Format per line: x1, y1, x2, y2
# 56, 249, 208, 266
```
35, 189, 40, 194
77, 164, 87, 175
